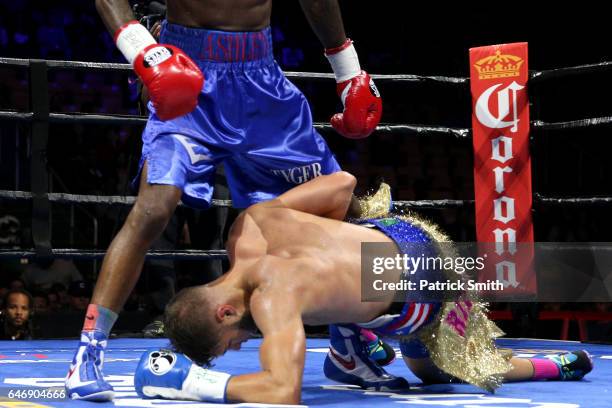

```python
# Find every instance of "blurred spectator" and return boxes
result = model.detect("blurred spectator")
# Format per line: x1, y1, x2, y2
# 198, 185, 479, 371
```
47, 291, 62, 312
68, 281, 92, 311
9, 278, 25, 290
0, 17, 8, 49
0, 215, 27, 280
0, 215, 20, 247
0, 286, 7, 308
31, 291, 49, 314
37, 10, 71, 59
0, 289, 33, 340
123, 290, 142, 312
279, 47, 304, 68
21, 257, 83, 292
51, 283, 72, 310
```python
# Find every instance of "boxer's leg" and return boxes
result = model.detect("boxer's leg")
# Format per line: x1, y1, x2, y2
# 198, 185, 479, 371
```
92, 161, 181, 312
506, 352, 593, 382
67, 129, 222, 400
401, 337, 593, 384
66, 162, 182, 401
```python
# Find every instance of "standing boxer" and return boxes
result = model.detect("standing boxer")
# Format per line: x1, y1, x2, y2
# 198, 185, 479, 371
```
66, 0, 388, 401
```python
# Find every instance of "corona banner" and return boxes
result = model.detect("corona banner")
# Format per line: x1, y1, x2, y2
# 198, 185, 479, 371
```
469, 43, 535, 298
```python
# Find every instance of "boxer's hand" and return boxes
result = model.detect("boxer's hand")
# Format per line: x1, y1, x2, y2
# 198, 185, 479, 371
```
325, 39, 381, 139
115, 21, 204, 121
332, 71, 381, 139
133, 44, 204, 120
151, 21, 162, 40
135, 349, 231, 402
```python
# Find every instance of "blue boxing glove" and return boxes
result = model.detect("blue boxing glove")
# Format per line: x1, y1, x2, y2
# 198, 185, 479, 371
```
134, 349, 231, 402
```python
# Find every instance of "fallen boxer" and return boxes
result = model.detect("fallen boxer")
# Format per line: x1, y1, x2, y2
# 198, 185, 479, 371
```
134, 172, 593, 404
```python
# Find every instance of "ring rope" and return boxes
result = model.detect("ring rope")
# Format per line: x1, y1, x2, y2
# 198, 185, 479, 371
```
4, 244, 612, 261
49, 112, 146, 126
0, 248, 227, 260
0, 57, 467, 83
529, 60, 612, 82
533, 193, 612, 206
0, 111, 33, 121
3, 190, 612, 209
0, 111, 472, 137
0, 190, 233, 208
531, 116, 612, 131
3, 57, 612, 83
0, 189, 470, 208
3, 111, 612, 136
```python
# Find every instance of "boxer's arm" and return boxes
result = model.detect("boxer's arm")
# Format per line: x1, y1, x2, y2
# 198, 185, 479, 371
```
301, 1, 382, 139
253, 171, 356, 220
95, 0, 135, 34
226, 281, 306, 404
98, 0, 203, 121
298, 0, 347, 49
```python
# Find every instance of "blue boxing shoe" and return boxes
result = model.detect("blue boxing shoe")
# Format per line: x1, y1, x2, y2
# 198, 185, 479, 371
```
135, 349, 231, 402
65, 331, 114, 401
324, 324, 409, 391
549, 350, 593, 380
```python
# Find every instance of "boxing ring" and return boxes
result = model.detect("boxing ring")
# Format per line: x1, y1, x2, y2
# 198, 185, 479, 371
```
0, 338, 610, 407
2, 55, 612, 407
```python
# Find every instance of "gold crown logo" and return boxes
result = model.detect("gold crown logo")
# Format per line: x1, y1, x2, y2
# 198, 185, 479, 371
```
474, 49, 524, 79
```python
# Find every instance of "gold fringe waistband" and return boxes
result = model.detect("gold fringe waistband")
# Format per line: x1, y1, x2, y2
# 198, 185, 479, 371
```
356, 183, 513, 391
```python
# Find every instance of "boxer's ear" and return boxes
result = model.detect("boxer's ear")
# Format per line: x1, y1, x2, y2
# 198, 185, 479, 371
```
215, 304, 237, 323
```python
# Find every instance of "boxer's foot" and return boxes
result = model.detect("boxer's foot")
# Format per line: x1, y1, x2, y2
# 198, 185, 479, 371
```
550, 350, 593, 380
365, 334, 396, 366
325, 325, 408, 391
65, 331, 114, 401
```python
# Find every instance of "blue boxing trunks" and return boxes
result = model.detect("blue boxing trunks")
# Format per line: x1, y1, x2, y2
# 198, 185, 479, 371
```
135, 22, 341, 208
356, 216, 442, 358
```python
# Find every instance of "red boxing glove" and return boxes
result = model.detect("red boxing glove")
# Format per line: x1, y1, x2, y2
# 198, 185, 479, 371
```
325, 39, 381, 139
332, 71, 382, 139
133, 44, 204, 120
114, 21, 204, 121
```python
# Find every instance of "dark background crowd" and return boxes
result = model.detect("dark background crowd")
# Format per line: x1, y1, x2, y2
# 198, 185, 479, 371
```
1, 1, 611, 341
